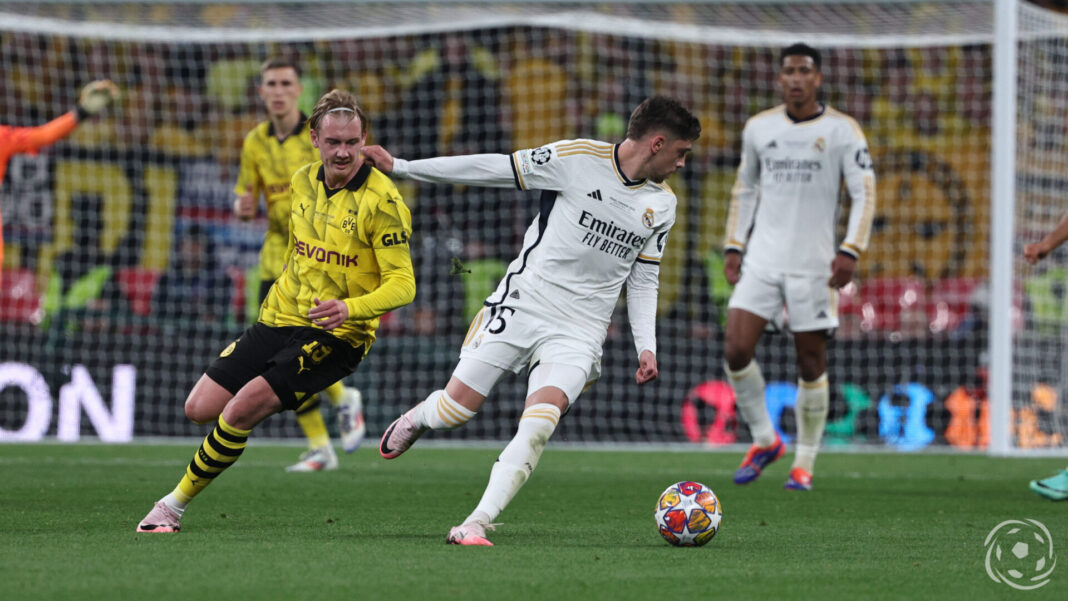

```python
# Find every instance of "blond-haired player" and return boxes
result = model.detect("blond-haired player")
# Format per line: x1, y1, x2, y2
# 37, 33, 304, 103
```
137, 89, 415, 532
234, 58, 365, 471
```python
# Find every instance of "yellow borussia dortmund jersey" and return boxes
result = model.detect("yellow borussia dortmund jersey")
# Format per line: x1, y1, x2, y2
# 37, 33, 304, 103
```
259, 161, 416, 350
233, 115, 317, 280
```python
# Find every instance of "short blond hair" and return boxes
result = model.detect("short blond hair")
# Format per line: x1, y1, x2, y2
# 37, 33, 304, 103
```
309, 89, 368, 136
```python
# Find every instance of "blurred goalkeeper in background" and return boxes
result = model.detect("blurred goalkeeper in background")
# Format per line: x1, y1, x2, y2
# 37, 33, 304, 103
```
722, 43, 875, 491
0, 80, 118, 288
234, 57, 366, 472
1023, 216, 1068, 501
365, 96, 700, 546
137, 89, 415, 533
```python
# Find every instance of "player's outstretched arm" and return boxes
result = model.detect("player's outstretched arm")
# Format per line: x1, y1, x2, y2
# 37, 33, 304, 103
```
4, 79, 118, 156
1025, 210, 1068, 264
367, 145, 516, 189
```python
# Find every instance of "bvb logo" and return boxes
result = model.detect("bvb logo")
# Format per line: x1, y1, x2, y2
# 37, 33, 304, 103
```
984, 519, 1057, 590
341, 215, 358, 235
219, 340, 238, 357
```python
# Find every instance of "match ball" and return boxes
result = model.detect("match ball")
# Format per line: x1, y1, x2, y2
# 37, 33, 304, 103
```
654, 481, 722, 547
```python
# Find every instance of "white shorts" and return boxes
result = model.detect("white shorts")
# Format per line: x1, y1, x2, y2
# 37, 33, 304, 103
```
452, 357, 592, 405
458, 298, 603, 394
728, 267, 839, 332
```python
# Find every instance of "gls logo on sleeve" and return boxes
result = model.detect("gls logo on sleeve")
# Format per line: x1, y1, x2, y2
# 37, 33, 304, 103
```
381, 231, 409, 247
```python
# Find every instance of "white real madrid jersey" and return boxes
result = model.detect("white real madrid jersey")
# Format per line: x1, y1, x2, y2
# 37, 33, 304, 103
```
724, 105, 876, 275
393, 139, 676, 334
503, 140, 675, 330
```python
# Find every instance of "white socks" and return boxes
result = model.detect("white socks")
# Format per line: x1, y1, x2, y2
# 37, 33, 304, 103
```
793, 374, 829, 473
465, 403, 561, 524
415, 390, 476, 430
161, 492, 187, 517
726, 360, 777, 447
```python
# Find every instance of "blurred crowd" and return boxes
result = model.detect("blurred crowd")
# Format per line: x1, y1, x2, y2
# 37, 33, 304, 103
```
0, 26, 1064, 343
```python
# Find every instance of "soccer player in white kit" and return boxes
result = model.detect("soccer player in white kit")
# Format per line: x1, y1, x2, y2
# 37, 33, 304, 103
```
364, 96, 701, 545
1024, 213, 1068, 501
723, 43, 875, 491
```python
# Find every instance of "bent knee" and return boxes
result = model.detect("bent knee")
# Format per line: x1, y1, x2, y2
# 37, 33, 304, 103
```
185, 397, 219, 425
723, 344, 754, 371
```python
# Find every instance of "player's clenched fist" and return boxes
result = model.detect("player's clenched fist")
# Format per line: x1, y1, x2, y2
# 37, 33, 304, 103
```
78, 80, 119, 116
233, 185, 256, 220
635, 350, 659, 385
1024, 242, 1051, 265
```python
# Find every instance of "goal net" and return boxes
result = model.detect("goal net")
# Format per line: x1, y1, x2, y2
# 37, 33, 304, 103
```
0, 0, 1063, 454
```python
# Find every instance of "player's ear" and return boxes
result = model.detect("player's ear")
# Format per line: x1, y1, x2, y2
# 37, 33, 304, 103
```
651, 134, 666, 154
310, 128, 320, 148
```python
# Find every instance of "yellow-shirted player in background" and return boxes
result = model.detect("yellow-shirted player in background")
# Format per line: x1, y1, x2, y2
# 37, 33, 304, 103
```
234, 58, 366, 471
137, 89, 415, 532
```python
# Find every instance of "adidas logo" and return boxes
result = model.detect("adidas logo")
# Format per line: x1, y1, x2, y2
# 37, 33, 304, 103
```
816, 310, 827, 319
586, 189, 603, 201
766, 140, 778, 149
509, 289, 521, 300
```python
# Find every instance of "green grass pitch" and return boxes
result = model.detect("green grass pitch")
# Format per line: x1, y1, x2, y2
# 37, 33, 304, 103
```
1, 443, 1066, 601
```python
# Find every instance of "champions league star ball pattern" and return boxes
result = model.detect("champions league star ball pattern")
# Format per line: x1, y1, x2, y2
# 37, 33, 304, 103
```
655, 481, 722, 547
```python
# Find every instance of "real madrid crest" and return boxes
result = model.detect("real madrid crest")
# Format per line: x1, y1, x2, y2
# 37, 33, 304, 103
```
642, 208, 655, 229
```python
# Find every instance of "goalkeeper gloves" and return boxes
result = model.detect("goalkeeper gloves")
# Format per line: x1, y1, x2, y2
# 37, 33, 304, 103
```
77, 80, 119, 118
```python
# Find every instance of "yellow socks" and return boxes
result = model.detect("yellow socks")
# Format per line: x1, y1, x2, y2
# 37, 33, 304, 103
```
295, 395, 330, 449
322, 381, 345, 407
172, 415, 250, 505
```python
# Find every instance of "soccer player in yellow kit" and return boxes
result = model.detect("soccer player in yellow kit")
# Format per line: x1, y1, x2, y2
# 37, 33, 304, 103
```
137, 89, 415, 532
234, 58, 366, 471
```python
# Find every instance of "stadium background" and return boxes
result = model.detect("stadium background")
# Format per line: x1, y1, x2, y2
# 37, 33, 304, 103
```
0, 0, 1065, 453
